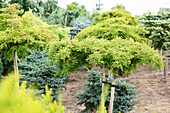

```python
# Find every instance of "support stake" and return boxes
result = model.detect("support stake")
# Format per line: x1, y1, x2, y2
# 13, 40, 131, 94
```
109, 81, 115, 113
101, 64, 106, 113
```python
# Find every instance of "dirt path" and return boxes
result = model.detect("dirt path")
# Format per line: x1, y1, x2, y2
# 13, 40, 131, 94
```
62, 63, 170, 113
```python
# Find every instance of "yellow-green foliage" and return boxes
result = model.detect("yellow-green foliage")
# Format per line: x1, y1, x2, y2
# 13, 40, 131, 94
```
0, 5, 70, 61
49, 37, 163, 76
0, 76, 65, 113
94, 9, 138, 25
76, 9, 149, 44
47, 25, 70, 40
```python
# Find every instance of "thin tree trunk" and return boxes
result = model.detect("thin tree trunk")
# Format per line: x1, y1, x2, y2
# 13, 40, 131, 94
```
159, 48, 162, 57
101, 64, 106, 113
108, 71, 111, 77
14, 50, 19, 90
65, 12, 68, 27
158, 48, 163, 71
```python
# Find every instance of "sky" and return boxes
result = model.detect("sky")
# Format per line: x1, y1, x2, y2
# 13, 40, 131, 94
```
58, 0, 170, 16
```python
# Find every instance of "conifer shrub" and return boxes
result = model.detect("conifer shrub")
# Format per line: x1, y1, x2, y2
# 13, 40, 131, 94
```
76, 70, 138, 113
19, 51, 68, 99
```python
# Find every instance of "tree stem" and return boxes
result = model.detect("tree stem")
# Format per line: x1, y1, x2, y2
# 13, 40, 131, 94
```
14, 50, 19, 90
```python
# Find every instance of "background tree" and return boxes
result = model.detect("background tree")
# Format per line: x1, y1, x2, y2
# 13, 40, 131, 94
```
76, 9, 149, 44
140, 8, 170, 55
0, 0, 7, 9
9, 0, 33, 12
111, 4, 130, 14
65, 2, 89, 27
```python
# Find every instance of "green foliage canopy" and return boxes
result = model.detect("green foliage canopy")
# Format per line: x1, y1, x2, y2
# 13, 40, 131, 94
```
0, 5, 69, 61
49, 38, 163, 76
76, 9, 149, 44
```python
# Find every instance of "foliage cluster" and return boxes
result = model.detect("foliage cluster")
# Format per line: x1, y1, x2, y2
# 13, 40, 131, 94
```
140, 9, 170, 50
19, 51, 68, 99
76, 70, 138, 113
0, 5, 70, 76
94, 9, 137, 24
49, 37, 163, 76
0, 5, 52, 61
0, 76, 65, 113
76, 9, 149, 44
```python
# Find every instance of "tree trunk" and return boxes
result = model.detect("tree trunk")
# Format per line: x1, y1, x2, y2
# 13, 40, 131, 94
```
101, 64, 106, 113
159, 48, 162, 57
164, 57, 168, 77
158, 48, 163, 71
14, 50, 19, 90
65, 12, 68, 27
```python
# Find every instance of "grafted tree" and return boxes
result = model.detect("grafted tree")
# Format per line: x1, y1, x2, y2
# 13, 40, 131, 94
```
0, 5, 55, 88
49, 37, 163, 112
76, 9, 149, 44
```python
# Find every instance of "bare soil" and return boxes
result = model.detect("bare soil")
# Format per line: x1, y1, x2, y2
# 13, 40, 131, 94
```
62, 61, 170, 113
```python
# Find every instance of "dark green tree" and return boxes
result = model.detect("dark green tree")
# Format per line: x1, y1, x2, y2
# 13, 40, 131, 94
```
0, 0, 7, 9
19, 51, 67, 99
140, 8, 170, 53
9, 0, 32, 12
65, 2, 89, 26
76, 70, 138, 113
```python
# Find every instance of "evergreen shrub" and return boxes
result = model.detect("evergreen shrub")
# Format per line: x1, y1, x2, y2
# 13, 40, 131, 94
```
76, 70, 138, 113
19, 51, 68, 99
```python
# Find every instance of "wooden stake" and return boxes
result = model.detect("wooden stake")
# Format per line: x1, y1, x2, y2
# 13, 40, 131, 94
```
101, 64, 106, 113
109, 81, 115, 113
164, 57, 168, 76
14, 50, 19, 90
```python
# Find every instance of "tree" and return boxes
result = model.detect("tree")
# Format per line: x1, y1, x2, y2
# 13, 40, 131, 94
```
19, 51, 67, 99
49, 37, 163, 112
0, 0, 7, 9
111, 4, 130, 14
140, 8, 170, 54
76, 70, 138, 113
65, 2, 89, 27
0, 5, 55, 88
76, 9, 149, 44
9, 0, 33, 12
